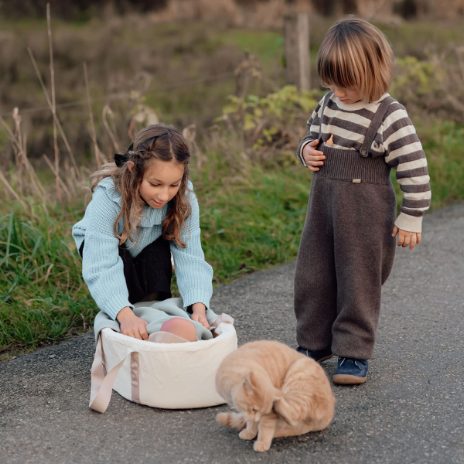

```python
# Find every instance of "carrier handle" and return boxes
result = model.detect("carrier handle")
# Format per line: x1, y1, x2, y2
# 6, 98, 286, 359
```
89, 335, 138, 413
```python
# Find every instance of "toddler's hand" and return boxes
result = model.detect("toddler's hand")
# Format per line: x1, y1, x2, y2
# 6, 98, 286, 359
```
116, 307, 148, 340
302, 139, 325, 172
392, 226, 422, 251
191, 303, 210, 329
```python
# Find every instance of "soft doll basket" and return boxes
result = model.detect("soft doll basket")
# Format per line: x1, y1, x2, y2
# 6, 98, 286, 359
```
89, 323, 237, 412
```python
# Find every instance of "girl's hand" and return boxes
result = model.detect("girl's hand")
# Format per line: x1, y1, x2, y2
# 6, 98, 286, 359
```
392, 226, 422, 251
191, 303, 210, 329
302, 139, 325, 172
116, 307, 148, 340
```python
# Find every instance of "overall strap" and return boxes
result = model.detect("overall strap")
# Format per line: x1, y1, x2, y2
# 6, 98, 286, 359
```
318, 91, 333, 134
359, 95, 395, 157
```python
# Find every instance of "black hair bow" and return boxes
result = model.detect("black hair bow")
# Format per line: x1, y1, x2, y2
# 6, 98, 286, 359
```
114, 153, 129, 167
114, 144, 135, 167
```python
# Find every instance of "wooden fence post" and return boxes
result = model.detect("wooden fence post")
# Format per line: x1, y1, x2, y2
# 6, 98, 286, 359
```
284, 12, 310, 91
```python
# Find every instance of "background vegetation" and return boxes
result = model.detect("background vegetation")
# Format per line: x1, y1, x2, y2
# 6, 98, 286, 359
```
1, 3, 463, 358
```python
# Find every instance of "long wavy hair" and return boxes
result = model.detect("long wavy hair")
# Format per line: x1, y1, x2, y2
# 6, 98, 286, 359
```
90, 124, 191, 248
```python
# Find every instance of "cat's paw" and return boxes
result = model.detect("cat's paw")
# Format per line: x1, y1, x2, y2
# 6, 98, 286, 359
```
239, 428, 257, 440
253, 440, 271, 452
216, 412, 230, 427
216, 412, 245, 430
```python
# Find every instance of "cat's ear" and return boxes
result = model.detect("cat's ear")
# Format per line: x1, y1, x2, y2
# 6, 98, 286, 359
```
274, 397, 299, 426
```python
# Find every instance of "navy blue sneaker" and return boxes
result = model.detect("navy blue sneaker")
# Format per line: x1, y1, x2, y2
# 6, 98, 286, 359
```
333, 357, 368, 385
296, 346, 332, 363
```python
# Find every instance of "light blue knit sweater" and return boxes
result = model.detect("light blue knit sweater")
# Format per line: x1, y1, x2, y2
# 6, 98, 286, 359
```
72, 177, 213, 320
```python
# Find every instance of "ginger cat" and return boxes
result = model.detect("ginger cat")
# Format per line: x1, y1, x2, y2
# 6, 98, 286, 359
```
215, 340, 335, 452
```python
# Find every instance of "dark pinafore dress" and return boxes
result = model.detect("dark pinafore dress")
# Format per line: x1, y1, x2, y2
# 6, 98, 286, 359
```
294, 93, 396, 360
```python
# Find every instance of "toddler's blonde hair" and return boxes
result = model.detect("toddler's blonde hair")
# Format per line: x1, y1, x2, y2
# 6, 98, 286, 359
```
317, 17, 393, 102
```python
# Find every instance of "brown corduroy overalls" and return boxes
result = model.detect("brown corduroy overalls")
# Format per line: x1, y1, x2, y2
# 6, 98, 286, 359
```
294, 94, 396, 360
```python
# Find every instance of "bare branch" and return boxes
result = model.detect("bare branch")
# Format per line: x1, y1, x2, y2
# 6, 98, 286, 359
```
27, 47, 79, 172
47, 2, 62, 201
83, 62, 106, 166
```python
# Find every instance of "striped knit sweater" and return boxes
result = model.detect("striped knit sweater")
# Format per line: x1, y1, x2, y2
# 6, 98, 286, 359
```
72, 177, 213, 320
298, 93, 431, 233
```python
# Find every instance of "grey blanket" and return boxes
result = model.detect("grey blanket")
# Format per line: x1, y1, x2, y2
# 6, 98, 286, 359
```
93, 297, 222, 340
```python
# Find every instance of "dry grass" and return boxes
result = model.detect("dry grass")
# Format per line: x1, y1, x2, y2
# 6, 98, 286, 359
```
1, 10, 463, 166
155, 0, 294, 28
1, 7, 463, 356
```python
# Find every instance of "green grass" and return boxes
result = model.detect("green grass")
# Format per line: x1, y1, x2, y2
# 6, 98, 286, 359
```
219, 29, 284, 67
419, 121, 464, 207
0, 161, 311, 358
380, 19, 464, 58
1, 16, 464, 359
0, 205, 95, 358
2, 114, 462, 359
198, 165, 309, 282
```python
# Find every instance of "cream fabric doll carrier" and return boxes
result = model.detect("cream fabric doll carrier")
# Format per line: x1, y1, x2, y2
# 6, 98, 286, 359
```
89, 298, 237, 413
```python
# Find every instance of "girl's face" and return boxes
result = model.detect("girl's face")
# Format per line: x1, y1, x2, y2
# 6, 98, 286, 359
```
139, 158, 185, 209
329, 85, 363, 104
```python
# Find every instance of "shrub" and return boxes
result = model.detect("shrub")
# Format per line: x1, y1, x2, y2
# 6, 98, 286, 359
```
217, 85, 319, 165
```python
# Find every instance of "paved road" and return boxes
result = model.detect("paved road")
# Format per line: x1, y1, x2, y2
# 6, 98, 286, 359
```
1, 203, 463, 464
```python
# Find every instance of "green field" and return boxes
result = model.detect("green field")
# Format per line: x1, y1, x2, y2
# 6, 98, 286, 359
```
1, 16, 463, 358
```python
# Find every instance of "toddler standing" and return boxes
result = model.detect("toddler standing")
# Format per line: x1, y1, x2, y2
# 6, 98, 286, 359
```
294, 18, 431, 384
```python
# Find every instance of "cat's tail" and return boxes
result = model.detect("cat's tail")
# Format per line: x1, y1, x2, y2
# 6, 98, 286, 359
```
216, 412, 246, 430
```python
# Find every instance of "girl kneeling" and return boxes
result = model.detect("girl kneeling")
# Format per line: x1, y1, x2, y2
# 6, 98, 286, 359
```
72, 124, 213, 341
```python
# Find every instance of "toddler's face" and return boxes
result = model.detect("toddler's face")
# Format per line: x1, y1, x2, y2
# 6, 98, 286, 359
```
329, 85, 362, 104
139, 158, 185, 209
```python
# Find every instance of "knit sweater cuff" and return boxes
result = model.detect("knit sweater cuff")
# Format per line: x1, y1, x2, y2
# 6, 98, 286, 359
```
394, 212, 423, 233
104, 297, 134, 321
181, 289, 212, 311
298, 139, 313, 166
